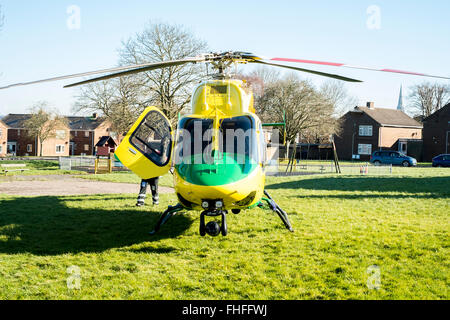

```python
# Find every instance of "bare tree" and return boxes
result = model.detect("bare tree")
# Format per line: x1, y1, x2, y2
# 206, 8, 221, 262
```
23, 102, 67, 156
236, 66, 280, 117
257, 74, 337, 169
119, 22, 208, 122
320, 80, 358, 117
75, 77, 145, 136
76, 22, 208, 130
408, 82, 450, 118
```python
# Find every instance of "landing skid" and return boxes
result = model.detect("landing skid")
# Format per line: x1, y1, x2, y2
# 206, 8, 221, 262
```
261, 190, 294, 232
149, 191, 293, 236
149, 203, 184, 235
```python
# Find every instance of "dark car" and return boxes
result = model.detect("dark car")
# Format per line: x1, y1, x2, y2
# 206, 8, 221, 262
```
432, 154, 450, 167
370, 150, 417, 167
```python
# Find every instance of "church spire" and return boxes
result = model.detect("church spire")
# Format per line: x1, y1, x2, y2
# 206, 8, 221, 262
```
397, 85, 404, 112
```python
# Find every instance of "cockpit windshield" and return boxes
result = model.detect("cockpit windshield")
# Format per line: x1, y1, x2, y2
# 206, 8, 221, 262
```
175, 116, 258, 164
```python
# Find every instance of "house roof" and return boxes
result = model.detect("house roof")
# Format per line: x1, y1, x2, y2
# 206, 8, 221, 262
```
95, 136, 117, 147
423, 103, 450, 122
353, 106, 423, 128
2, 114, 32, 128
67, 116, 106, 130
4, 113, 99, 130
0, 119, 8, 128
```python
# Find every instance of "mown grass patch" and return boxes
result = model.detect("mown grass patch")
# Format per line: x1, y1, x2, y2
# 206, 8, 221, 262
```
0, 170, 448, 299
0, 160, 86, 177
78, 172, 173, 187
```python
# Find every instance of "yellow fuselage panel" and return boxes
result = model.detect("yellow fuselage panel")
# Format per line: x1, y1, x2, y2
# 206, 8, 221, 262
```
114, 106, 173, 180
191, 80, 255, 117
174, 164, 265, 210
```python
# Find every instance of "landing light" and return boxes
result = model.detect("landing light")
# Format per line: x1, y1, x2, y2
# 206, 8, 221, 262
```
202, 201, 209, 209
215, 201, 223, 208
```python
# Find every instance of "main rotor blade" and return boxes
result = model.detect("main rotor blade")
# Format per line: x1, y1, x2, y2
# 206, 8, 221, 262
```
254, 60, 363, 83
0, 57, 204, 90
270, 57, 450, 80
64, 57, 204, 88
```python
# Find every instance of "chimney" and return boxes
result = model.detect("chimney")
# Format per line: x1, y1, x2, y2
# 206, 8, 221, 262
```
366, 102, 375, 109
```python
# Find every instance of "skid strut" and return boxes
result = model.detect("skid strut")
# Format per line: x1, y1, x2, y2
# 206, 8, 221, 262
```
149, 203, 184, 235
263, 191, 294, 232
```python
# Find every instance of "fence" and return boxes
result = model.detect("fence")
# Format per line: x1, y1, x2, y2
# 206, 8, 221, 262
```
266, 160, 393, 176
59, 156, 129, 173
59, 156, 96, 171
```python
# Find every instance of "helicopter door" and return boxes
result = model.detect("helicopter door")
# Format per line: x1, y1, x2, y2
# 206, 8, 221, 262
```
114, 106, 173, 179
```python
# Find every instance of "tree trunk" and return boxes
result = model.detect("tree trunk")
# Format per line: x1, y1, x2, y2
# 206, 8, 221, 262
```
285, 140, 290, 161
289, 141, 297, 173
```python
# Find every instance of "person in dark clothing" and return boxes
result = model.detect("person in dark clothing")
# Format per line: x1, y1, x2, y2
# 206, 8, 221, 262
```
136, 177, 160, 206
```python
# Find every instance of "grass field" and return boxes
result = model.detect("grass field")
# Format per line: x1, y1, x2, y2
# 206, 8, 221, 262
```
0, 160, 86, 177
0, 166, 448, 299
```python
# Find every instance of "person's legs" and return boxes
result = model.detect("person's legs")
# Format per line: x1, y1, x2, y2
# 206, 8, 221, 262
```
149, 177, 160, 205
136, 179, 148, 206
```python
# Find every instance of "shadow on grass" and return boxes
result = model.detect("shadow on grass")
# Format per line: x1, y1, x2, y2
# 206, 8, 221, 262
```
266, 176, 450, 198
0, 196, 193, 255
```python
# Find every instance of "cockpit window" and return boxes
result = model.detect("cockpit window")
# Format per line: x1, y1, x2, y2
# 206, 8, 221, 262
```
175, 116, 258, 164
220, 116, 258, 162
175, 118, 213, 162
130, 110, 172, 167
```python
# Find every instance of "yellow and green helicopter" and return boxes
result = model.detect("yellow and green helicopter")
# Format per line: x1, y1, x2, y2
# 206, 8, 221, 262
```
2, 51, 448, 236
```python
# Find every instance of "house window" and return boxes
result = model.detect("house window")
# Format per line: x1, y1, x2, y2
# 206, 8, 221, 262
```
56, 145, 65, 154
359, 125, 373, 136
358, 144, 372, 155
85, 131, 90, 138
84, 144, 89, 151
0, 145, 2, 153
56, 130, 66, 139
27, 144, 33, 152
0, 128, 2, 138
18, 129, 20, 136
74, 131, 78, 137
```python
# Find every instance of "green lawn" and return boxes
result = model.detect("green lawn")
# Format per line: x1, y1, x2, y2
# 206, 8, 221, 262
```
0, 160, 87, 177
79, 171, 173, 187
0, 168, 448, 299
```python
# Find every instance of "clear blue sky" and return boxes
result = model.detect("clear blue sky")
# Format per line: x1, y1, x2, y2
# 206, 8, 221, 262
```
0, 0, 449, 115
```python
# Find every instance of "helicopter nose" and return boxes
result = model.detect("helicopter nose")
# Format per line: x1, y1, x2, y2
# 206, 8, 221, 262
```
176, 154, 255, 187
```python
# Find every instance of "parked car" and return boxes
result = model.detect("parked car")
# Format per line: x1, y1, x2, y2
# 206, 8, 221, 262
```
432, 154, 450, 167
370, 150, 417, 167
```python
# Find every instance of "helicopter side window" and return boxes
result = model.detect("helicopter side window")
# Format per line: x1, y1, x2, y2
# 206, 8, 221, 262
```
130, 110, 172, 167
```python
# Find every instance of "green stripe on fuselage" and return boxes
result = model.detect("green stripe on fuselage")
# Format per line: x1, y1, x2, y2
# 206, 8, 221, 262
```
175, 153, 258, 186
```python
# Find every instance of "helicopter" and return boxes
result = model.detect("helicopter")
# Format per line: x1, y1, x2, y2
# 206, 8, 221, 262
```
1, 51, 448, 237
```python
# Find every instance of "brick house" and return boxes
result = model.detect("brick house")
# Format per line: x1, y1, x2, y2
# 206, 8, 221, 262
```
67, 114, 115, 155
2, 114, 70, 156
0, 120, 8, 156
422, 103, 450, 161
334, 102, 423, 161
